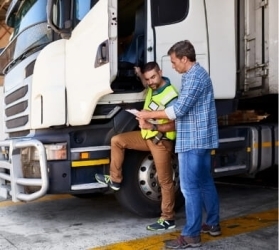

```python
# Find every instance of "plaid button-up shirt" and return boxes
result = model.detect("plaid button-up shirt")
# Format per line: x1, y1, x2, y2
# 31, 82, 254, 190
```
165, 63, 219, 152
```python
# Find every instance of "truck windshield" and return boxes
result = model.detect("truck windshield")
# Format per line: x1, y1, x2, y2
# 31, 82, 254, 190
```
0, 0, 52, 74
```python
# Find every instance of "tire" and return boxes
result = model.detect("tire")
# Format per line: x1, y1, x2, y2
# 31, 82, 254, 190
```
115, 149, 184, 218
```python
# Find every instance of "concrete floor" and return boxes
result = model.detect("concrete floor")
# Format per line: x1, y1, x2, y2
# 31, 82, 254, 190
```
0, 171, 278, 250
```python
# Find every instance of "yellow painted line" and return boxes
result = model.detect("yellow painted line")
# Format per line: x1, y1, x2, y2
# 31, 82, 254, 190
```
253, 142, 271, 148
0, 194, 73, 208
71, 158, 110, 167
253, 141, 279, 148
89, 208, 278, 250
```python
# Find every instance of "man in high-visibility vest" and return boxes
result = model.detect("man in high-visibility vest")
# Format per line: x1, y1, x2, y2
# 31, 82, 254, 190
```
95, 61, 178, 231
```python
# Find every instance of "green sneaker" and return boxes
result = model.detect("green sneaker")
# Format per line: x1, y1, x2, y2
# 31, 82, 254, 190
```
147, 218, 176, 231
95, 174, 120, 191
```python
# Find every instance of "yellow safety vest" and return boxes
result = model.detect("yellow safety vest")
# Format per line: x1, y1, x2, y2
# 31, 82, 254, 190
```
141, 83, 178, 140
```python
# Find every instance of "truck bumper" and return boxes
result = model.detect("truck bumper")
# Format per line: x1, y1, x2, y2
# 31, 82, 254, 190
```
0, 139, 49, 202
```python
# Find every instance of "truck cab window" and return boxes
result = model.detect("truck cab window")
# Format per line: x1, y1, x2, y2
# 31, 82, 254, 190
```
51, 0, 99, 30
74, 0, 99, 26
151, 0, 189, 26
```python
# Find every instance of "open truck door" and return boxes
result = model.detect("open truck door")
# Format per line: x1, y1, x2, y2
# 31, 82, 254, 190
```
65, 0, 117, 126
38, 0, 117, 127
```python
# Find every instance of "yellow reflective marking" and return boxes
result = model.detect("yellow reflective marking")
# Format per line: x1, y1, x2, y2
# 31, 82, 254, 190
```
261, 142, 272, 147
71, 158, 109, 167
253, 142, 272, 148
211, 150, 215, 155
0, 194, 73, 208
89, 208, 278, 250
247, 147, 251, 152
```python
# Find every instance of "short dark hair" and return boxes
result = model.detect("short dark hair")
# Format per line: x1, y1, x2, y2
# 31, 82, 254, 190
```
141, 61, 160, 74
167, 40, 196, 62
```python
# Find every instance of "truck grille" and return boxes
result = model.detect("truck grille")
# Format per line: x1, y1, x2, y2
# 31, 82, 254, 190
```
5, 101, 28, 118
5, 85, 28, 105
5, 86, 29, 129
6, 116, 29, 129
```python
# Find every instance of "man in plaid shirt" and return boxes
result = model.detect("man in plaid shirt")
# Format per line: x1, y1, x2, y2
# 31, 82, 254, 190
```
137, 40, 221, 248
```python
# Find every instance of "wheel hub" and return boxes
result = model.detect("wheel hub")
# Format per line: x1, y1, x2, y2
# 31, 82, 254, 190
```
138, 153, 179, 202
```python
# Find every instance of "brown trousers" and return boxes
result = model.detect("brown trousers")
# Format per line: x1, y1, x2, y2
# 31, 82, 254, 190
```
110, 131, 175, 220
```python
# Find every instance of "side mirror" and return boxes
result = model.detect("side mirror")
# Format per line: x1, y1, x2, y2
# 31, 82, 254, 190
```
47, 0, 71, 39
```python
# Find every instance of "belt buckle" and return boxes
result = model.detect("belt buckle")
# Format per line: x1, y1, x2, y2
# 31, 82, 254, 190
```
152, 132, 163, 144
152, 136, 160, 144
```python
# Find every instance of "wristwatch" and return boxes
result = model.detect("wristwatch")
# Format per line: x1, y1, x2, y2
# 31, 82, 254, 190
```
151, 124, 158, 131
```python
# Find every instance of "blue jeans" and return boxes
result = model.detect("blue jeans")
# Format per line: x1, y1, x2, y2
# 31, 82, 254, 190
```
178, 149, 220, 237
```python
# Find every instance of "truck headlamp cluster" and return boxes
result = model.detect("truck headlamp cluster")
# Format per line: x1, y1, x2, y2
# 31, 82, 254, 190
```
21, 142, 67, 161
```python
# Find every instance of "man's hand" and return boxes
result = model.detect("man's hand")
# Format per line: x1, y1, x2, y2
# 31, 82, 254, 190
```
134, 67, 147, 87
137, 116, 175, 132
134, 67, 142, 77
137, 109, 169, 120
136, 117, 153, 130
137, 110, 156, 120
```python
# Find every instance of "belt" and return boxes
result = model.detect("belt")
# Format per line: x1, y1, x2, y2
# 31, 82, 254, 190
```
161, 137, 170, 140
151, 136, 172, 145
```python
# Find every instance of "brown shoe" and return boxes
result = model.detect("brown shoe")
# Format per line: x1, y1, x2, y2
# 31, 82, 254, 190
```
164, 235, 201, 249
201, 223, 221, 236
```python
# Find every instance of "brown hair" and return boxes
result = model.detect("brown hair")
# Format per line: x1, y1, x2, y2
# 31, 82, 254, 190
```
167, 40, 196, 62
141, 61, 160, 74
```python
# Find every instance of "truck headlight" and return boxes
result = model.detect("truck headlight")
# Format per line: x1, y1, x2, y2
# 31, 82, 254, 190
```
21, 142, 67, 161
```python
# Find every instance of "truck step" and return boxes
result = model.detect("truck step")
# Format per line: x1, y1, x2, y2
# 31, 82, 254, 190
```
71, 182, 108, 190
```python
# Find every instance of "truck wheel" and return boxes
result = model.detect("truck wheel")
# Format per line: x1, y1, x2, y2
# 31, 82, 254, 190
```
114, 150, 184, 218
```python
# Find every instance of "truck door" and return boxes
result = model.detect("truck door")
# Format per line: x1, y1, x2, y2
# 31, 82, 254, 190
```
148, 0, 236, 99
240, 0, 270, 97
147, 0, 208, 91
65, 0, 116, 126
